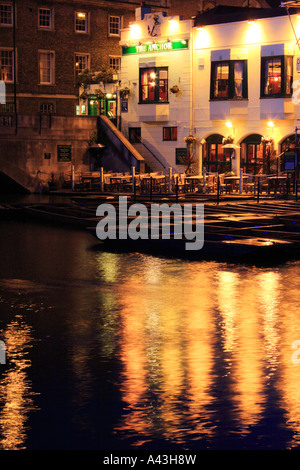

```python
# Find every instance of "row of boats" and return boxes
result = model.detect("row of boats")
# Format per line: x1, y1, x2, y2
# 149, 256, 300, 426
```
5, 194, 300, 265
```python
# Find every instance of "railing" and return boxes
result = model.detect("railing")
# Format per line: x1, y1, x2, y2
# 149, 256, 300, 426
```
134, 135, 169, 172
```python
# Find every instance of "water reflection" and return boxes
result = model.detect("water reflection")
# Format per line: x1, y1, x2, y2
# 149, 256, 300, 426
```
2, 215, 300, 449
107, 257, 300, 448
0, 317, 37, 450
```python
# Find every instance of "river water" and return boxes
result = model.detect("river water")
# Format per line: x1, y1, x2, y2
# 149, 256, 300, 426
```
0, 194, 300, 451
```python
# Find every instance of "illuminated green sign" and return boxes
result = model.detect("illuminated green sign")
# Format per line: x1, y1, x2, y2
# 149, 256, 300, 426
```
122, 40, 189, 55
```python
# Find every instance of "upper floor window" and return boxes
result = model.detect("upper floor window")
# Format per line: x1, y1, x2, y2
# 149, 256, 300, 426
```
140, 67, 168, 103
210, 60, 248, 100
109, 16, 121, 36
39, 8, 53, 29
261, 56, 293, 98
0, 49, 14, 82
39, 51, 54, 85
75, 53, 90, 75
75, 11, 88, 33
0, 3, 13, 26
109, 56, 121, 74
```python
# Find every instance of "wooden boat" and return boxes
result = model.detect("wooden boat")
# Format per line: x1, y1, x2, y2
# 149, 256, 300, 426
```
86, 225, 300, 265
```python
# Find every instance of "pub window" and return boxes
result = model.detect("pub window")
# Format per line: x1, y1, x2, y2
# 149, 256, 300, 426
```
109, 16, 121, 36
0, 3, 13, 26
210, 60, 248, 100
38, 8, 53, 29
0, 49, 14, 82
261, 56, 293, 97
129, 127, 141, 143
140, 67, 168, 103
163, 127, 177, 141
75, 11, 88, 33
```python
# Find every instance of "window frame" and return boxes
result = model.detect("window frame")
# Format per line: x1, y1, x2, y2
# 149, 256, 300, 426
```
260, 55, 293, 98
210, 59, 248, 101
109, 55, 121, 74
108, 15, 121, 37
139, 66, 169, 104
74, 53, 90, 76
129, 127, 141, 143
0, 3, 13, 27
0, 47, 14, 82
38, 7, 54, 30
38, 50, 55, 85
163, 126, 177, 141
75, 11, 88, 34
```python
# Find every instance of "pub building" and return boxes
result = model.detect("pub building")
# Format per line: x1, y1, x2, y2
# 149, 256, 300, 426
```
119, 4, 300, 177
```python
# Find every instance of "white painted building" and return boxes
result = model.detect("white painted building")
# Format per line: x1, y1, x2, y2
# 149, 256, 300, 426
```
119, 5, 300, 175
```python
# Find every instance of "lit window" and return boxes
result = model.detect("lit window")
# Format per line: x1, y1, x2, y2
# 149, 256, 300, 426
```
109, 16, 121, 36
39, 8, 53, 29
140, 67, 168, 103
75, 54, 90, 75
0, 4, 13, 26
109, 56, 121, 73
75, 12, 88, 33
0, 49, 14, 82
211, 60, 248, 100
39, 52, 54, 84
163, 127, 177, 141
261, 56, 293, 97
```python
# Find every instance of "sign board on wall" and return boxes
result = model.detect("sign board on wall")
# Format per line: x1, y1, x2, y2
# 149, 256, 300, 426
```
122, 40, 189, 55
57, 145, 72, 162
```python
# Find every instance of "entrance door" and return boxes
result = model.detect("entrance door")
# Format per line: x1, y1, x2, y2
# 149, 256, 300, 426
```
241, 134, 264, 174
87, 96, 117, 125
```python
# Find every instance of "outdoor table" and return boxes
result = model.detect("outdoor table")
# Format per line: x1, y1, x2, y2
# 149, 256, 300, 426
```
184, 176, 203, 192
224, 176, 240, 193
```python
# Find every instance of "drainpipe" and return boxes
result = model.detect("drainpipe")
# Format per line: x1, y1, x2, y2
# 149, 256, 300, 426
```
13, 0, 17, 134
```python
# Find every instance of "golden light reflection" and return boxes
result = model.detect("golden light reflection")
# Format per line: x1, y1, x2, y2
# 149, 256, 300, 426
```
232, 274, 266, 432
108, 256, 300, 448
217, 271, 240, 353
0, 319, 37, 450
96, 252, 119, 283
275, 265, 300, 448
115, 261, 216, 445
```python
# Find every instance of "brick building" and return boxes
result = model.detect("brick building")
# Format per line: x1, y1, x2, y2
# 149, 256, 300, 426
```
0, 0, 171, 118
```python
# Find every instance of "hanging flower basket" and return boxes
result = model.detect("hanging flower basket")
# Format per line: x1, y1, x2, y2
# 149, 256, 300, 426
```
222, 135, 234, 145
95, 89, 105, 100
184, 134, 197, 144
261, 136, 273, 144
170, 85, 180, 94
119, 87, 131, 99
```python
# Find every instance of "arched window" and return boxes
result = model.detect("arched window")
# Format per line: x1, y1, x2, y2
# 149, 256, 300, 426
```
203, 134, 232, 173
240, 134, 264, 174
